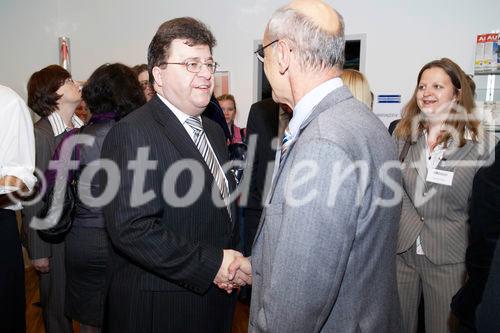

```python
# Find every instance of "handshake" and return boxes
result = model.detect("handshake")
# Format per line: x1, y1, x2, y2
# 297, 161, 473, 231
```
214, 249, 252, 293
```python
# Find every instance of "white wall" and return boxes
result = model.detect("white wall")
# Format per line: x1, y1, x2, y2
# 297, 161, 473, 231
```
1, 0, 499, 127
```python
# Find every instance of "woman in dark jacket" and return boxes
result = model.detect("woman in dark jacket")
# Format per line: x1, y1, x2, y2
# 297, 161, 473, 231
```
64, 63, 145, 333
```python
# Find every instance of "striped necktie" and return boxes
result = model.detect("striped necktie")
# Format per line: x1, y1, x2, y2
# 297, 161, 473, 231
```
279, 127, 293, 166
185, 116, 231, 219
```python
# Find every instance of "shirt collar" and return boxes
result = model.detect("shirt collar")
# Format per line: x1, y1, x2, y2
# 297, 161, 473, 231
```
47, 111, 83, 136
157, 93, 201, 126
288, 77, 343, 139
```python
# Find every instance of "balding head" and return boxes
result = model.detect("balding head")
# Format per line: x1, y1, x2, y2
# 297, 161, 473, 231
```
288, 0, 341, 34
265, 0, 345, 71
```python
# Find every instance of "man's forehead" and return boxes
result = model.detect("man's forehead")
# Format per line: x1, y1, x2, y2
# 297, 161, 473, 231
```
168, 39, 212, 57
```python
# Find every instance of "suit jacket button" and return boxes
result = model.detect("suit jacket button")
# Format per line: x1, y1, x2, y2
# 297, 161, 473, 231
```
420, 216, 425, 221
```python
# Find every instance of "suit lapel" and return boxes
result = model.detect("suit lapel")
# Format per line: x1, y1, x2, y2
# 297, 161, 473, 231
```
149, 96, 233, 224
266, 86, 353, 204
149, 96, 208, 167
409, 134, 428, 184
254, 85, 353, 245
440, 139, 475, 171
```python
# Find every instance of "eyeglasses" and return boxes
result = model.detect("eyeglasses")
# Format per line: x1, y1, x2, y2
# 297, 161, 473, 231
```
254, 40, 279, 63
159, 60, 218, 74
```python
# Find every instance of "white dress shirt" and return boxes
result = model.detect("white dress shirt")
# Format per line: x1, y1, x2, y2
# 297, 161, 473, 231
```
156, 94, 229, 188
0, 85, 37, 210
47, 111, 84, 136
287, 77, 343, 141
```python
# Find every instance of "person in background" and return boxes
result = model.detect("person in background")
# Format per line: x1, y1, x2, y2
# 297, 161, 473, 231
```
340, 68, 373, 109
133, 64, 155, 101
204, 94, 231, 141
64, 63, 146, 333
243, 98, 291, 256
0, 85, 37, 333
393, 58, 497, 333
217, 94, 246, 144
451, 141, 499, 332
23, 64, 83, 333
74, 100, 91, 124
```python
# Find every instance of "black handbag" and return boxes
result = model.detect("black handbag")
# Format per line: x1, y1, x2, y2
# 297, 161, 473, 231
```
36, 132, 80, 242
36, 177, 77, 242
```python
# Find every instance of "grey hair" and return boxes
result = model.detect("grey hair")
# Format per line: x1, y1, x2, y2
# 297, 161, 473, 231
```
267, 6, 345, 71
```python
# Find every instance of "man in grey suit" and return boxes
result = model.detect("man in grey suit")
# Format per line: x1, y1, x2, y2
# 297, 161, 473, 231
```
226, 1, 402, 332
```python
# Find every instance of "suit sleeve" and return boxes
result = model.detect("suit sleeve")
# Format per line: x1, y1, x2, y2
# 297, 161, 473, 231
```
258, 138, 360, 332
102, 122, 223, 294
23, 129, 52, 259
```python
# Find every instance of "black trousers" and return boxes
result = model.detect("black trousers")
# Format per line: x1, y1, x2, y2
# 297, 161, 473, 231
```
0, 208, 26, 333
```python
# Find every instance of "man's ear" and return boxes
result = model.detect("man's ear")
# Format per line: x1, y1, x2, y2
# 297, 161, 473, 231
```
152, 66, 163, 87
276, 40, 291, 75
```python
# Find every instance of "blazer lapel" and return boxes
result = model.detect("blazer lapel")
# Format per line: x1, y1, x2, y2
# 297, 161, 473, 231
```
440, 138, 475, 171
149, 96, 208, 167
149, 96, 233, 223
409, 134, 428, 184
266, 85, 353, 203
254, 85, 353, 245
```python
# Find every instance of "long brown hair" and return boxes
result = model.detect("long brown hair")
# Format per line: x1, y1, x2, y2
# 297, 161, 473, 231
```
394, 58, 479, 147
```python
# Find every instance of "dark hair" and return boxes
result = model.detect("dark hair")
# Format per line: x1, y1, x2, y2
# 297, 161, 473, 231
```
132, 64, 148, 77
82, 63, 146, 119
27, 65, 71, 117
147, 17, 216, 84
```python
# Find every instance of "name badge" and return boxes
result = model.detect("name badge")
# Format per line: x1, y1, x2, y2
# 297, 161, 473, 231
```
426, 168, 454, 186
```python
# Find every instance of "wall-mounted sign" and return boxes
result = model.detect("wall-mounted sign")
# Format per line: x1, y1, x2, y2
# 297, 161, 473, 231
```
474, 33, 500, 74
377, 95, 401, 104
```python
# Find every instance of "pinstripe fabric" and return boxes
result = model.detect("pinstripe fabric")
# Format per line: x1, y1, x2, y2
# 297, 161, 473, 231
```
395, 132, 497, 333
21, 117, 73, 333
102, 96, 238, 333
397, 245, 464, 333
185, 116, 231, 219
396, 132, 497, 265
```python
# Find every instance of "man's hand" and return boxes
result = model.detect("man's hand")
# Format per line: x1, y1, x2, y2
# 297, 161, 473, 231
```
32, 258, 50, 273
214, 250, 243, 293
228, 256, 252, 287
214, 252, 252, 293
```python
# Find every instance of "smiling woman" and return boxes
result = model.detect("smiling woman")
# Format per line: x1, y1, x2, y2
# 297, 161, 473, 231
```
393, 58, 497, 333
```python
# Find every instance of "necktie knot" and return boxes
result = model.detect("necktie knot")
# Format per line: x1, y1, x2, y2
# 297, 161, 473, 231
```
186, 116, 203, 133
282, 127, 292, 146
279, 127, 293, 165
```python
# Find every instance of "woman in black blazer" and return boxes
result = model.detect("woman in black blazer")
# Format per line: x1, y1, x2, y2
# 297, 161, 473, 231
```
64, 63, 145, 333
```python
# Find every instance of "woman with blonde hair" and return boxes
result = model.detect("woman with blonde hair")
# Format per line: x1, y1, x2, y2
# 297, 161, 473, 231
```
393, 58, 496, 333
341, 69, 373, 109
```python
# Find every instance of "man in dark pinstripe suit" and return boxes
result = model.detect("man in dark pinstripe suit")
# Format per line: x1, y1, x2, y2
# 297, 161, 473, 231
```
101, 18, 243, 333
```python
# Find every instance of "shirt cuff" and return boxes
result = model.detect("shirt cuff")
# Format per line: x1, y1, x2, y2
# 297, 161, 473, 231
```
0, 166, 37, 190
